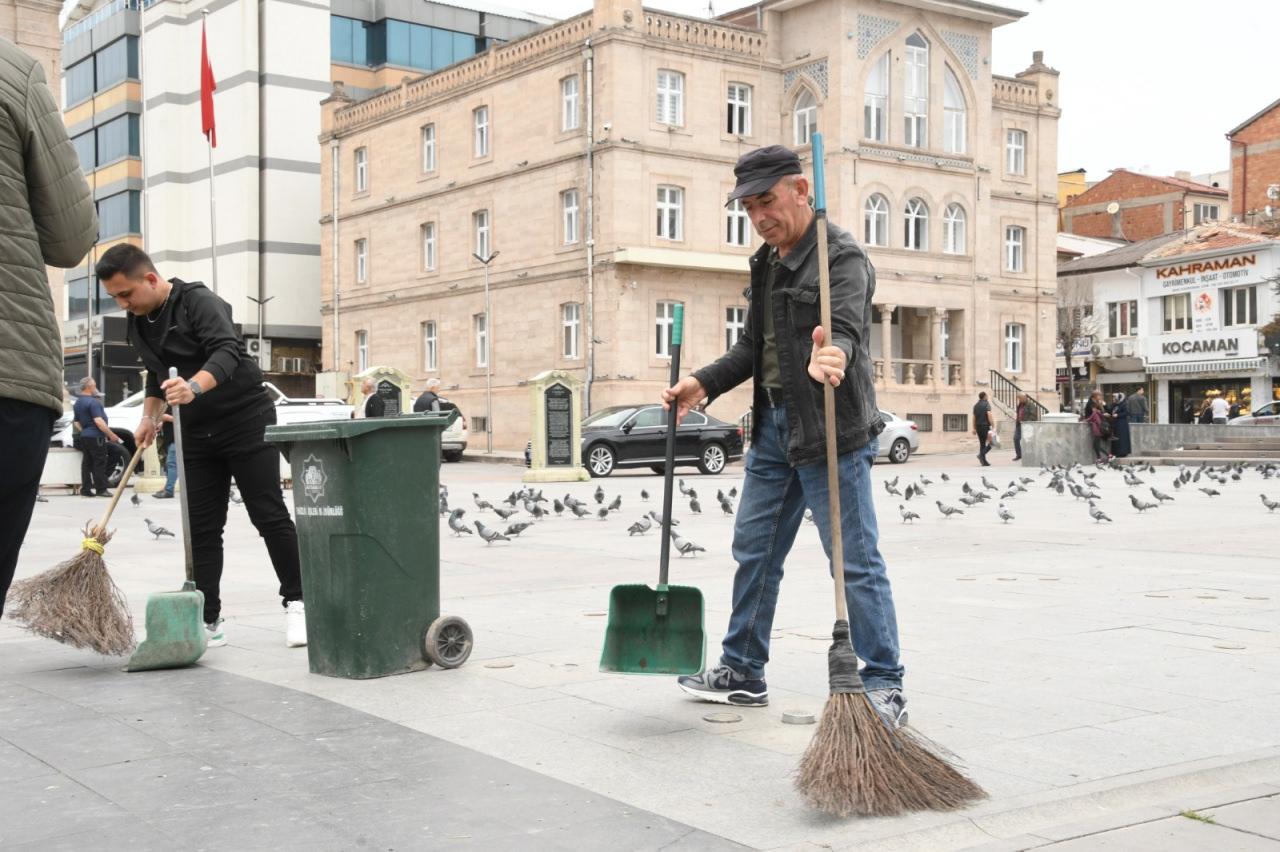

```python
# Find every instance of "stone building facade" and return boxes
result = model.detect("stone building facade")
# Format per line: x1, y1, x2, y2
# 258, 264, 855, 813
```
1228, 98, 1280, 229
319, 0, 1062, 452
1061, 168, 1228, 243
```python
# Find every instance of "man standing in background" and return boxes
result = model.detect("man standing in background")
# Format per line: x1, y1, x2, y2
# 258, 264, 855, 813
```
973, 392, 994, 467
73, 377, 122, 497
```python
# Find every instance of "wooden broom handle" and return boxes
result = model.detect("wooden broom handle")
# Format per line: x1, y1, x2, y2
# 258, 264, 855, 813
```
91, 442, 147, 538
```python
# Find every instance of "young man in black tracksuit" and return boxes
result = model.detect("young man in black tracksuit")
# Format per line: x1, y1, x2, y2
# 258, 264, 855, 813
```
96, 244, 305, 649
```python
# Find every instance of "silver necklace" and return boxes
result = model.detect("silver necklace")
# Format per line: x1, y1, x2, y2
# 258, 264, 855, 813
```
145, 291, 170, 324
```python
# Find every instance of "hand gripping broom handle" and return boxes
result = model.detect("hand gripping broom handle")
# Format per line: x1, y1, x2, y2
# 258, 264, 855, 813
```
811, 135, 848, 623
658, 304, 684, 588
90, 442, 147, 538
169, 367, 195, 582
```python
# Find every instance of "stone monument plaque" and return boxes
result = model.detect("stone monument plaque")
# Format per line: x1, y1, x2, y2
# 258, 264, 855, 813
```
544, 383, 573, 466
524, 370, 589, 482
377, 379, 401, 416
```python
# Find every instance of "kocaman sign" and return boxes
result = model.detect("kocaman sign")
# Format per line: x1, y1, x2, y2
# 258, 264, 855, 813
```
1153, 253, 1257, 294
1148, 331, 1259, 363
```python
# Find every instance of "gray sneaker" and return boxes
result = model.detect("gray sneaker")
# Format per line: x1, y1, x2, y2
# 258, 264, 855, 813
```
867, 688, 908, 730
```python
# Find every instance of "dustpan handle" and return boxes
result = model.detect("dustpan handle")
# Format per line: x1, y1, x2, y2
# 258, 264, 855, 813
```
658, 304, 684, 587
169, 367, 196, 583
90, 442, 147, 537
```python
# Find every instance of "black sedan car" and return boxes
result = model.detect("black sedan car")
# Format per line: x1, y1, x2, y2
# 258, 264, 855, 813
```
526, 404, 745, 477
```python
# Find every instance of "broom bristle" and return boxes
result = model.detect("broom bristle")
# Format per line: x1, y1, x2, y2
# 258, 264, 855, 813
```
795, 692, 986, 817
6, 525, 135, 656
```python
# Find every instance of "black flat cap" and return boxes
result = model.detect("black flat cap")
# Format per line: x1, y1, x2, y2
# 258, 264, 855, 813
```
726, 145, 802, 205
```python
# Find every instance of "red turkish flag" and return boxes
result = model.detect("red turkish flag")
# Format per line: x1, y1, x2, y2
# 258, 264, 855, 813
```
200, 19, 216, 147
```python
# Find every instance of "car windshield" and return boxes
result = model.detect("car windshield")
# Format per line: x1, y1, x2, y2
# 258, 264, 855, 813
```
583, 406, 637, 428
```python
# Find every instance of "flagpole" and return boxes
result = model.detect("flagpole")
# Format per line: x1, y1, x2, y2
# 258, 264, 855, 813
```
204, 9, 218, 295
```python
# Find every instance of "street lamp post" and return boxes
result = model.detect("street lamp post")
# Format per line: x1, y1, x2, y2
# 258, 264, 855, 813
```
472, 250, 499, 454
247, 295, 275, 372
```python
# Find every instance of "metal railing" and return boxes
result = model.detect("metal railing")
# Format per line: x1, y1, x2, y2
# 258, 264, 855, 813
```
989, 370, 1048, 419
63, 0, 143, 44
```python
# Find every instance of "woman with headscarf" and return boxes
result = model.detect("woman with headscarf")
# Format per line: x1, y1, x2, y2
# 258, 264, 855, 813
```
1109, 392, 1132, 458
1081, 389, 1113, 463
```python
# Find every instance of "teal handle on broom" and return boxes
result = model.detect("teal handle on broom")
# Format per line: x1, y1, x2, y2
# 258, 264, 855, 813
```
812, 133, 826, 213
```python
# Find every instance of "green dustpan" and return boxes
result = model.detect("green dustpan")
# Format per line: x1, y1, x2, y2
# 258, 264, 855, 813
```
126, 368, 208, 672
600, 305, 706, 675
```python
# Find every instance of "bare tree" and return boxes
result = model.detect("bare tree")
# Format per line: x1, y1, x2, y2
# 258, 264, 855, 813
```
1056, 277, 1099, 409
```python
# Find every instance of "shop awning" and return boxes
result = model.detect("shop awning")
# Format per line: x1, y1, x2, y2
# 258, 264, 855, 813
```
1147, 357, 1266, 375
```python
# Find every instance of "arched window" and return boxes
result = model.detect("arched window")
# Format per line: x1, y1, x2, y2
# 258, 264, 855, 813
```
864, 194, 889, 247
904, 32, 928, 147
793, 89, 817, 146
864, 53, 889, 142
942, 202, 966, 254
904, 197, 928, 251
943, 65, 965, 154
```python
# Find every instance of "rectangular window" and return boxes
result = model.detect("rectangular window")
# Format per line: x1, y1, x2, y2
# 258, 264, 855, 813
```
561, 189, 579, 244
473, 105, 489, 157
940, 314, 951, 359
1194, 203, 1220, 225
725, 305, 746, 351
331, 16, 371, 66
355, 330, 368, 373
904, 39, 928, 147
354, 238, 367, 283
421, 124, 436, 172
96, 191, 140, 239
94, 37, 138, 91
473, 209, 490, 259
65, 57, 94, 105
95, 113, 139, 165
561, 76, 580, 131
1004, 323, 1024, 373
71, 131, 96, 173
420, 222, 436, 271
725, 199, 749, 247
656, 185, 683, 241
943, 413, 968, 432
726, 82, 751, 135
1004, 225, 1025, 272
1006, 129, 1027, 175
1223, 286, 1257, 327
1107, 300, 1138, 337
562, 302, 581, 359
354, 147, 368, 192
474, 313, 488, 368
907, 413, 933, 432
1163, 293, 1191, 331
422, 320, 437, 371
656, 69, 684, 126
655, 300, 679, 357
864, 52, 888, 142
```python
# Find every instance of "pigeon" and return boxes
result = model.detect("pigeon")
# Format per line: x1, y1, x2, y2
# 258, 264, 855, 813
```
475, 521, 510, 544
962, 481, 974, 495
571, 503, 591, 518
919, 476, 934, 486
689, 497, 701, 514
884, 481, 902, 497
670, 532, 705, 557
903, 484, 916, 501
504, 522, 534, 537
719, 498, 734, 516
1199, 487, 1221, 497
1150, 487, 1174, 503
130, 492, 141, 507
936, 501, 963, 518
886, 475, 899, 488
678, 479, 691, 497
473, 493, 493, 511
229, 488, 243, 505
899, 504, 919, 524
447, 513, 473, 536
597, 508, 611, 520
648, 510, 679, 527
628, 517, 652, 536
997, 503, 1014, 523
1087, 501, 1112, 523
439, 493, 450, 515
959, 496, 980, 507
493, 506, 518, 521
1172, 479, 1183, 490
1262, 494, 1280, 512
503, 492, 520, 507
594, 485, 605, 504
640, 489, 650, 502
1000, 489, 1018, 501
1129, 494, 1158, 513
803, 508, 815, 523
145, 518, 174, 539
553, 498, 565, 515
716, 489, 725, 502
981, 476, 998, 492
607, 495, 622, 512
940, 473, 951, 482
529, 504, 547, 520
728, 486, 738, 498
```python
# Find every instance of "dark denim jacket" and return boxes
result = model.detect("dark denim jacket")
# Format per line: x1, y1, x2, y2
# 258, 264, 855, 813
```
693, 216, 884, 467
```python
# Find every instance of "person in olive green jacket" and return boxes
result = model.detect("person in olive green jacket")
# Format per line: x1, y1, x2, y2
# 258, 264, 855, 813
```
0, 37, 98, 615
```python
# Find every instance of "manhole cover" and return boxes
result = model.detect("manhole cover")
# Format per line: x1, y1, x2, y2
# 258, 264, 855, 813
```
781, 710, 815, 725
483, 661, 515, 669
703, 712, 742, 724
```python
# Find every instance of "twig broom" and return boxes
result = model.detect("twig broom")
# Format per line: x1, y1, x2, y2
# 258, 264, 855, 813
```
6, 444, 145, 655
794, 134, 986, 817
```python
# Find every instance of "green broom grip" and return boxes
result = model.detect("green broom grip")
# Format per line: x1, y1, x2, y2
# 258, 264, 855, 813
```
672, 303, 684, 345
812, 133, 826, 212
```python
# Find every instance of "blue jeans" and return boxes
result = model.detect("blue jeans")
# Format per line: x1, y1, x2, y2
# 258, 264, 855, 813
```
164, 442, 178, 494
720, 403, 903, 690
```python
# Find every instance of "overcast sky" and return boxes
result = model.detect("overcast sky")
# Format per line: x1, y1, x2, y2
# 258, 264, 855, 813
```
523, 0, 1273, 183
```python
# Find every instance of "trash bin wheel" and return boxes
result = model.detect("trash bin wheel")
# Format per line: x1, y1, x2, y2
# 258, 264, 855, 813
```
423, 615, 473, 669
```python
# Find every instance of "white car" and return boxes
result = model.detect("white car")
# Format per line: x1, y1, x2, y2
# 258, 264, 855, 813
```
436, 399, 468, 462
877, 410, 920, 464
1229, 401, 1280, 425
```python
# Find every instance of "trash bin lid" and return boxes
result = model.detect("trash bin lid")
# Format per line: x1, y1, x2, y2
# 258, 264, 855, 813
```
264, 410, 457, 445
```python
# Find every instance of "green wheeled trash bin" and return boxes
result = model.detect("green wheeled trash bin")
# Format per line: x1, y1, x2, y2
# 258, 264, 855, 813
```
265, 413, 473, 678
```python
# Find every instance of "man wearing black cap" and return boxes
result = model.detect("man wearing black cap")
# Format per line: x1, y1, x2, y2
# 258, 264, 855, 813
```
661, 145, 907, 728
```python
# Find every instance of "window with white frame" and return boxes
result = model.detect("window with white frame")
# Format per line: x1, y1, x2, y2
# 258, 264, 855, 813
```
904, 32, 928, 148
725, 199, 749, 247
1223, 285, 1257, 326
864, 193, 889, 247
943, 65, 966, 154
1006, 129, 1027, 175
1194, 202, 1220, 225
904, 197, 928, 251
354, 146, 368, 192
1163, 293, 1191, 331
725, 305, 746, 351
354, 238, 367, 283
942, 203, 966, 254
355, 329, 368, 372
1004, 225, 1025, 272
656, 69, 684, 126
864, 52, 888, 142
561, 189, 579, 244
793, 89, 817, 146
655, 300, 680, 358
1108, 300, 1138, 337
474, 312, 488, 367
562, 302, 581, 359
420, 222, 436, 271
561, 75, 580, 131
422, 320, 437, 371
726, 82, 752, 135
473, 105, 489, 157
420, 124, 435, 172
656, 185, 683, 241
940, 314, 951, 359
1004, 323, 1024, 373
473, 209, 490, 258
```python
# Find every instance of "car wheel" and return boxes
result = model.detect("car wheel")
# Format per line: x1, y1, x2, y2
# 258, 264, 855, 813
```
587, 444, 615, 477
889, 438, 910, 464
697, 442, 727, 475
442, 450, 463, 463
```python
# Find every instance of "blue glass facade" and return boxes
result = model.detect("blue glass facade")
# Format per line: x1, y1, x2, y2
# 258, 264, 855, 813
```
331, 15, 488, 72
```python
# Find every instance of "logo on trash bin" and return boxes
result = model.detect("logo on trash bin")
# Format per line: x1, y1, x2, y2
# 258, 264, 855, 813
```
302, 454, 327, 504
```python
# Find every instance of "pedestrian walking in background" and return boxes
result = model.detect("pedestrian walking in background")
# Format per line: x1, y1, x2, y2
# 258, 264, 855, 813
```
96, 244, 306, 649
413, 378, 442, 413
1082, 389, 1112, 462
1013, 391, 1036, 461
662, 145, 906, 728
1128, 387, 1149, 424
0, 36, 98, 617
359, 377, 385, 418
1210, 395, 1230, 425
1110, 392, 1132, 458
73, 377, 121, 497
973, 391, 995, 466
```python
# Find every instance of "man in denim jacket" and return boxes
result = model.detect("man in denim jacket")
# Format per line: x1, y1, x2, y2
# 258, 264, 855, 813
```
662, 146, 906, 728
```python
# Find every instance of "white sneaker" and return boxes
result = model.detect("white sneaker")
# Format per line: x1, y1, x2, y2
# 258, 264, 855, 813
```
285, 600, 307, 647
205, 618, 227, 648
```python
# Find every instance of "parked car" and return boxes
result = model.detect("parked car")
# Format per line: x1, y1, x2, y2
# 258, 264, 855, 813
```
877, 410, 920, 464
435, 399, 468, 462
1230, 401, 1280, 425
